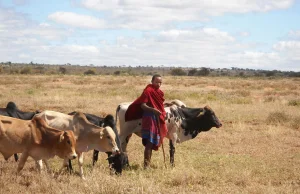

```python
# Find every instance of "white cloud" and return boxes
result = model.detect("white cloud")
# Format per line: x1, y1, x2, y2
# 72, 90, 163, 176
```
48, 12, 107, 29
288, 30, 300, 39
78, 0, 294, 29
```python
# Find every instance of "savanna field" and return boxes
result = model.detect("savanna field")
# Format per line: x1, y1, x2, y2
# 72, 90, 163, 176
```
0, 75, 299, 194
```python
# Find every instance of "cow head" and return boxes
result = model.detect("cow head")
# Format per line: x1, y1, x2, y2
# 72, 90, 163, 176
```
107, 152, 129, 175
180, 106, 222, 138
98, 126, 120, 154
58, 131, 77, 160
198, 106, 222, 130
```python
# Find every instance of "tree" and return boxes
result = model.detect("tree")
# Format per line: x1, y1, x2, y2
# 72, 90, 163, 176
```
171, 68, 186, 76
84, 69, 96, 75
188, 68, 197, 76
59, 67, 67, 74
197, 67, 210, 76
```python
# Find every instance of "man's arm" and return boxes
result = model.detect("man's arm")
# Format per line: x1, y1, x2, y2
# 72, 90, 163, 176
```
141, 103, 161, 116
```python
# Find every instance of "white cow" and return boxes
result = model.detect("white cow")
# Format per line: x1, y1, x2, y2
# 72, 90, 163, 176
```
116, 100, 222, 166
35, 110, 119, 179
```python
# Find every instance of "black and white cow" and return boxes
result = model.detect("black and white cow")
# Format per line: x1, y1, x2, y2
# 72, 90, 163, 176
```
116, 101, 222, 166
0, 101, 39, 161
68, 112, 128, 174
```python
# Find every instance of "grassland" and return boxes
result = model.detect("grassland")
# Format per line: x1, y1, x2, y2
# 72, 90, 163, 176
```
0, 75, 299, 194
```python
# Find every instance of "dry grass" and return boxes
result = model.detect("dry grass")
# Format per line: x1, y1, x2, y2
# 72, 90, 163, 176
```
0, 75, 300, 194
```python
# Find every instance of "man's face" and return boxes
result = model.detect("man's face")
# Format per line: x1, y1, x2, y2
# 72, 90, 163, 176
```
152, 77, 162, 89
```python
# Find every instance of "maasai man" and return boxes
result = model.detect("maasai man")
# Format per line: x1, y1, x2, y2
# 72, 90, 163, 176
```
125, 74, 167, 168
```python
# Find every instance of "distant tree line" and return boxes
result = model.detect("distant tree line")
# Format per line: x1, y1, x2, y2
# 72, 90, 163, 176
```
0, 62, 300, 77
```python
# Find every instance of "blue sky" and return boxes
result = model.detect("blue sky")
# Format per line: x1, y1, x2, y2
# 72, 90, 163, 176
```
0, 0, 299, 71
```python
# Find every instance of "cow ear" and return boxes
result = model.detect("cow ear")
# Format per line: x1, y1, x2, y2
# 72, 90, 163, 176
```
60, 132, 65, 142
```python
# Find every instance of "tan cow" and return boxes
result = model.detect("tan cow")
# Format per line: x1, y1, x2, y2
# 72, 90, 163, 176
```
0, 115, 77, 173
35, 110, 119, 179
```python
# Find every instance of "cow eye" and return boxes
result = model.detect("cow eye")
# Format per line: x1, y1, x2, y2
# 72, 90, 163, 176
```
107, 136, 111, 139
67, 140, 71, 145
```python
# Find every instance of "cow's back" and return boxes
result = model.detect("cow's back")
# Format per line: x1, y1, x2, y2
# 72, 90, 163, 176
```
35, 110, 73, 131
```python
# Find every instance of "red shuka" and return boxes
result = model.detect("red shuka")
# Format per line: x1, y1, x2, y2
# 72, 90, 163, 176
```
125, 84, 168, 143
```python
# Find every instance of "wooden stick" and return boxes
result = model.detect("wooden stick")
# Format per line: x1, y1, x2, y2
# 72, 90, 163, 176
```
155, 115, 167, 169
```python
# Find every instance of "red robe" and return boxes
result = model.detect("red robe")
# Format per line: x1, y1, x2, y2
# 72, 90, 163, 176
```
125, 84, 168, 144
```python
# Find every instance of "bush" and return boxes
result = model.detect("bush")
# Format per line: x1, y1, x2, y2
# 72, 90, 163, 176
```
59, 67, 67, 74
84, 69, 96, 75
188, 69, 197, 76
196, 68, 210, 76
114, 70, 121, 75
267, 111, 289, 124
288, 99, 300, 106
20, 67, 32, 74
171, 68, 186, 76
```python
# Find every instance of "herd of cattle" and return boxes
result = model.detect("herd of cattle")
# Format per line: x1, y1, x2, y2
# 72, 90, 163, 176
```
0, 100, 222, 179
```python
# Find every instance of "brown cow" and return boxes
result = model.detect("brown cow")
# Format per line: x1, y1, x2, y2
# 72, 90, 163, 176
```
0, 115, 77, 173
35, 110, 119, 179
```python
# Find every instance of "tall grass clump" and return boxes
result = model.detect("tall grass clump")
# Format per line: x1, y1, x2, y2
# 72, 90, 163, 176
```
266, 111, 290, 124
288, 99, 300, 107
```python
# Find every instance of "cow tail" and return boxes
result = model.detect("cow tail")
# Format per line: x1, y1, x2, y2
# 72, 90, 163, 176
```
115, 105, 123, 152
115, 105, 121, 128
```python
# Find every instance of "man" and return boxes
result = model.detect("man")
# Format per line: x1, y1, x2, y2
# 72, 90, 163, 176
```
125, 74, 167, 168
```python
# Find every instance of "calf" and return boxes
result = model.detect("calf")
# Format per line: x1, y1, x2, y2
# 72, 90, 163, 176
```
0, 101, 39, 162
0, 116, 77, 173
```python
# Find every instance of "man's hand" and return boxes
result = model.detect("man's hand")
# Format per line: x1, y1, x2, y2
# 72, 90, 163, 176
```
152, 108, 161, 116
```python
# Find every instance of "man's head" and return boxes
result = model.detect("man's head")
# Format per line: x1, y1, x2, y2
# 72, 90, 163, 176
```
151, 74, 162, 89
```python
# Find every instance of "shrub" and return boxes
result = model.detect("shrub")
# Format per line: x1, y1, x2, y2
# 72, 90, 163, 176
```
188, 69, 197, 76
59, 67, 67, 74
171, 68, 186, 76
289, 116, 300, 130
288, 99, 300, 106
267, 111, 289, 124
20, 67, 32, 74
114, 70, 121, 75
84, 69, 96, 75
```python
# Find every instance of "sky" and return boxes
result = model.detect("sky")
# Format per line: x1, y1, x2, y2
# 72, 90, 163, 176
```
0, 0, 300, 71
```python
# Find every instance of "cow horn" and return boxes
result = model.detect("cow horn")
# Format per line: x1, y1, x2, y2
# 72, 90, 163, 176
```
60, 132, 65, 142
100, 130, 104, 139
197, 109, 206, 117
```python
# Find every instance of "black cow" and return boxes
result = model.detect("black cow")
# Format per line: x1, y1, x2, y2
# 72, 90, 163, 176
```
0, 101, 39, 161
68, 112, 128, 174
117, 101, 222, 166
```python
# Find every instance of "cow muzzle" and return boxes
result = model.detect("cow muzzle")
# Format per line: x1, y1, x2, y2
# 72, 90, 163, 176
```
69, 153, 77, 160
112, 147, 120, 155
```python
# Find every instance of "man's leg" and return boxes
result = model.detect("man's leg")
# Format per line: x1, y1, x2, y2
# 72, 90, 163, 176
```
144, 139, 153, 169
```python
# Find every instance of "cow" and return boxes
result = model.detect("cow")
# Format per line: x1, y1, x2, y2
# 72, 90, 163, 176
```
116, 100, 222, 167
68, 112, 129, 175
0, 115, 77, 173
35, 110, 120, 179
0, 101, 40, 162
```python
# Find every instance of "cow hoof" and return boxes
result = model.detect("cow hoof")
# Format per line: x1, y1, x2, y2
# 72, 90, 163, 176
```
81, 176, 86, 180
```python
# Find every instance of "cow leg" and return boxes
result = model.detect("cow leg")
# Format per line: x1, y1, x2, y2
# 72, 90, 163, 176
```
17, 152, 29, 173
68, 159, 73, 173
35, 160, 43, 172
121, 134, 132, 152
169, 140, 175, 167
78, 152, 86, 180
92, 150, 99, 166
58, 158, 69, 175
14, 154, 19, 162
43, 159, 52, 173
